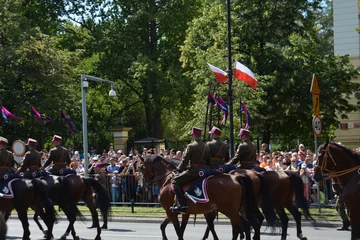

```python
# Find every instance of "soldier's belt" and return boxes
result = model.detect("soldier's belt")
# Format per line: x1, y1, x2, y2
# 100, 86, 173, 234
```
0, 166, 10, 169
241, 161, 255, 165
29, 165, 41, 168
53, 162, 66, 165
211, 157, 223, 161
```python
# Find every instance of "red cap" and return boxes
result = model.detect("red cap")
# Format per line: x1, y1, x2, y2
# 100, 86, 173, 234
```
0, 137, 8, 146
191, 127, 202, 135
52, 135, 62, 142
238, 128, 251, 136
209, 126, 222, 136
27, 138, 37, 146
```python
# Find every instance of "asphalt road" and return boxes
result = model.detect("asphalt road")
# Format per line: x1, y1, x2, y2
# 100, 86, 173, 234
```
6, 219, 351, 240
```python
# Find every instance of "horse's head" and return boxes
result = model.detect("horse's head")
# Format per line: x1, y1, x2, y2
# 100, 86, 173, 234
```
313, 142, 328, 182
139, 154, 176, 183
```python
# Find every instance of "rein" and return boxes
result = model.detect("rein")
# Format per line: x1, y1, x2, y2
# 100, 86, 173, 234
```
143, 157, 175, 183
317, 145, 360, 180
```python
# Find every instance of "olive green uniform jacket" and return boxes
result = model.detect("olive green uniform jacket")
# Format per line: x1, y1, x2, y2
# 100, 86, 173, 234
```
206, 138, 230, 168
43, 145, 71, 175
173, 140, 210, 186
0, 148, 16, 178
229, 139, 256, 168
17, 149, 42, 177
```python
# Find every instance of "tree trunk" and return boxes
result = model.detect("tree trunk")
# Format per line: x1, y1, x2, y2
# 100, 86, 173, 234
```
262, 120, 271, 145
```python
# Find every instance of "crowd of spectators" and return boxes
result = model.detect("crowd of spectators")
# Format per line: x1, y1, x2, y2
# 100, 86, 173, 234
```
40, 146, 184, 204
38, 142, 360, 205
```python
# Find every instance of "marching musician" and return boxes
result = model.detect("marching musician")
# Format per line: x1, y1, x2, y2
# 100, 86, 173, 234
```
171, 127, 211, 214
0, 137, 16, 179
42, 135, 71, 175
16, 138, 42, 178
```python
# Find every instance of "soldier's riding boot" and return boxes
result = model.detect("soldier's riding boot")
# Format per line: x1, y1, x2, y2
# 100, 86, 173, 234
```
171, 185, 187, 214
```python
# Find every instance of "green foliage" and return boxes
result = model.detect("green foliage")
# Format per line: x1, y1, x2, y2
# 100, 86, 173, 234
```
181, 0, 359, 148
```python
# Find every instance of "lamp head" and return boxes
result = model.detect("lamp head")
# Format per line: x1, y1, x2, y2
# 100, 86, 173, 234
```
82, 80, 89, 88
109, 88, 116, 98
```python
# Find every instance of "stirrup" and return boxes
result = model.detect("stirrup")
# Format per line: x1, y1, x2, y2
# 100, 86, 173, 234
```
171, 205, 188, 214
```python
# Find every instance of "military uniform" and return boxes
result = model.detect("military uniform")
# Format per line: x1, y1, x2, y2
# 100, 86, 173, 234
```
229, 139, 256, 169
43, 136, 71, 175
333, 183, 350, 230
207, 138, 229, 168
17, 149, 42, 178
0, 137, 16, 179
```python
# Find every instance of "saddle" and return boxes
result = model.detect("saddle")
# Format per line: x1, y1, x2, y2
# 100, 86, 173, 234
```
0, 173, 23, 199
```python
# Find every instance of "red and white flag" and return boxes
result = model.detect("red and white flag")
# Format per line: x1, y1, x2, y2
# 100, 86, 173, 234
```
234, 61, 258, 90
207, 63, 228, 84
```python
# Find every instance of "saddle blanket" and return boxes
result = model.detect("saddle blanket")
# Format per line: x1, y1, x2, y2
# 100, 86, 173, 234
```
0, 178, 22, 199
185, 176, 212, 204
31, 171, 50, 178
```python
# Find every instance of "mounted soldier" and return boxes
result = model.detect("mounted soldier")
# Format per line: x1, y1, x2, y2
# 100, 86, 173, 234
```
16, 138, 42, 178
228, 129, 261, 171
0, 137, 16, 180
171, 127, 211, 214
42, 135, 71, 175
206, 126, 230, 169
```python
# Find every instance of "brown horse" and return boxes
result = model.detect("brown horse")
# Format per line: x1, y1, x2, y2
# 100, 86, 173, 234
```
31, 174, 111, 240
1, 178, 56, 240
0, 211, 6, 240
140, 154, 256, 240
314, 142, 360, 240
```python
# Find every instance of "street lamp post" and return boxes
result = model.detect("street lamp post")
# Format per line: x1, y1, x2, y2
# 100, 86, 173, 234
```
81, 74, 116, 177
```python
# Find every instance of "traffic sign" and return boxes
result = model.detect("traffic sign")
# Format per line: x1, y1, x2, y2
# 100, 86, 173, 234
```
310, 73, 320, 95
313, 95, 320, 116
312, 116, 322, 136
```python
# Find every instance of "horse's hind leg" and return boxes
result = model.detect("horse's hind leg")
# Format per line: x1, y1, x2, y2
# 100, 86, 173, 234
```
286, 203, 306, 240
204, 211, 219, 240
33, 213, 47, 236
252, 208, 264, 240
84, 192, 101, 240
17, 208, 30, 240
275, 207, 289, 240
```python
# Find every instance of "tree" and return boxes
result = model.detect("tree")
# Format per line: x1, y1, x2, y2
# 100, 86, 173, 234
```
180, 0, 359, 148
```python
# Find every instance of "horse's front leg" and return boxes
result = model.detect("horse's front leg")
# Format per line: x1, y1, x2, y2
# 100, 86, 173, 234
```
166, 209, 183, 240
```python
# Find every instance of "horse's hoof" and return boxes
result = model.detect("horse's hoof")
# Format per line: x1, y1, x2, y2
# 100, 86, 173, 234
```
301, 238, 307, 240
60, 235, 67, 240
74, 236, 80, 240
95, 236, 101, 240
87, 225, 98, 229
101, 225, 107, 229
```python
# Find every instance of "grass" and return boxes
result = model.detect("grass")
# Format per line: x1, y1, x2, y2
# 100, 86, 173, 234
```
40, 205, 340, 221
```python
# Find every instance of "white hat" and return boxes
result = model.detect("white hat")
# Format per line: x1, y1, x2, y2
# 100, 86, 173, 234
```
74, 151, 79, 155
93, 156, 99, 161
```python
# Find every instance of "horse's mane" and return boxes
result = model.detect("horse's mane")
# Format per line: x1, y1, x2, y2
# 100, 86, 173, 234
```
144, 154, 179, 169
331, 142, 360, 164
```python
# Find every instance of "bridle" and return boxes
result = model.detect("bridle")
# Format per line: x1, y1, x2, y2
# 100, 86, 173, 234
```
141, 162, 172, 183
315, 144, 360, 180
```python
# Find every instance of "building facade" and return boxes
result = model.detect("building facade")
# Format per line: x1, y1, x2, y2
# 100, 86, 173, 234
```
333, 0, 360, 148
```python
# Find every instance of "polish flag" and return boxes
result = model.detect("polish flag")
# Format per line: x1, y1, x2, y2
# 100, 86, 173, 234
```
234, 61, 258, 90
207, 63, 228, 84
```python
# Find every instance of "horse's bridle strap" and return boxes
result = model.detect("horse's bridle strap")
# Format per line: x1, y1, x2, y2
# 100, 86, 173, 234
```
318, 145, 360, 179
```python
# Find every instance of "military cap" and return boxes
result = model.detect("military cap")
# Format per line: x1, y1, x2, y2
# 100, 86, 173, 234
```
27, 138, 37, 146
0, 137, 8, 145
209, 126, 222, 136
238, 128, 251, 136
191, 127, 202, 135
52, 135, 62, 142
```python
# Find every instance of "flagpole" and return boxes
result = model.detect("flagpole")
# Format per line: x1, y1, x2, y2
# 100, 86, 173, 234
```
226, 0, 234, 157
239, 97, 243, 128
203, 90, 210, 142
217, 87, 220, 127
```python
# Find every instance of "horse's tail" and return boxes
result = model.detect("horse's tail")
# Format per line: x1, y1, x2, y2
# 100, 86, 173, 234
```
83, 177, 112, 217
31, 178, 57, 224
285, 171, 314, 222
256, 172, 280, 229
60, 176, 86, 222
236, 173, 256, 226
